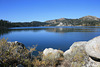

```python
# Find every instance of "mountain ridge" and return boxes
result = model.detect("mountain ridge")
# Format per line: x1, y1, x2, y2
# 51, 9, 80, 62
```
45, 15, 100, 26
46, 15, 100, 22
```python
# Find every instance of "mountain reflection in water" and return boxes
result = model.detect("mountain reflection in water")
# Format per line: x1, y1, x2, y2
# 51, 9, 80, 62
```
0, 26, 100, 51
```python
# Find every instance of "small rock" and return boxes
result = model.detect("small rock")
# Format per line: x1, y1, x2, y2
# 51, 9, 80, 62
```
16, 64, 24, 67
43, 48, 63, 60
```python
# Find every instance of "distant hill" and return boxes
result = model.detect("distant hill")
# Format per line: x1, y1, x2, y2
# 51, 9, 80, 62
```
45, 15, 100, 26
0, 15, 100, 29
79, 15, 100, 21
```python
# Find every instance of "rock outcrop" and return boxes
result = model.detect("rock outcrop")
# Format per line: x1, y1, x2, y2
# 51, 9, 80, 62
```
85, 36, 100, 59
62, 36, 100, 67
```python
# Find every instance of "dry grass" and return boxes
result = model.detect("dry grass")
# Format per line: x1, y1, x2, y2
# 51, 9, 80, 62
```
0, 38, 64, 67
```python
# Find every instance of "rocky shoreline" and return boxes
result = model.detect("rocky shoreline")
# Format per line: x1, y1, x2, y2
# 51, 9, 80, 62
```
42, 36, 100, 67
1, 36, 100, 67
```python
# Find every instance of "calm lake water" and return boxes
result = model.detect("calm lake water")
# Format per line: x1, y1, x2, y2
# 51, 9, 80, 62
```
0, 26, 100, 51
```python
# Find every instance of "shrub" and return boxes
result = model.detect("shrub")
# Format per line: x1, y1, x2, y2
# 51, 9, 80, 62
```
0, 38, 63, 67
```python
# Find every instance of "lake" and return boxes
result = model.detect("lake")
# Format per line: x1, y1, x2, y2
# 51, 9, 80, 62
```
0, 26, 100, 51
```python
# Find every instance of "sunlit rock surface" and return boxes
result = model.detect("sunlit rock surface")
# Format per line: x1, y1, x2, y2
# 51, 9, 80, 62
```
85, 36, 100, 59
63, 41, 89, 66
62, 36, 100, 67
43, 48, 63, 60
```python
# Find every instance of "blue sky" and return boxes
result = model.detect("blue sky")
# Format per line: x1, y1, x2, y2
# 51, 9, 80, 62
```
0, 0, 100, 22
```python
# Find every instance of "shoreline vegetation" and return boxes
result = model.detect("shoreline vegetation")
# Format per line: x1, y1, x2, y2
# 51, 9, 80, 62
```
0, 36, 100, 67
0, 15, 100, 30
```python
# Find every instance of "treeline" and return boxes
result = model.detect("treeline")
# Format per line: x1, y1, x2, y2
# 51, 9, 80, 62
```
12, 21, 49, 27
0, 19, 49, 29
0, 20, 13, 29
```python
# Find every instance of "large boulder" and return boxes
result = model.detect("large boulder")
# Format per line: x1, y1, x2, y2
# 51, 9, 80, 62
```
85, 36, 100, 59
63, 36, 100, 67
63, 41, 89, 67
43, 48, 63, 60
63, 41, 87, 59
